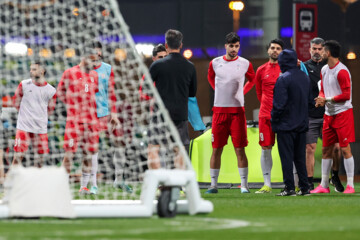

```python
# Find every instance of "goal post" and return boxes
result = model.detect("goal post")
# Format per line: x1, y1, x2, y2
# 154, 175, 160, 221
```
0, 0, 213, 218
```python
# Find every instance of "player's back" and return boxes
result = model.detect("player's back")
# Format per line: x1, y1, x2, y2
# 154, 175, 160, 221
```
58, 65, 99, 124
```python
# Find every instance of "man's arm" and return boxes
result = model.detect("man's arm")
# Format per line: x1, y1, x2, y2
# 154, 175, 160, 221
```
109, 69, 120, 130
47, 93, 57, 115
254, 66, 263, 102
207, 60, 215, 90
243, 62, 256, 95
12, 82, 23, 111
333, 70, 351, 102
56, 71, 68, 104
315, 72, 326, 107
271, 77, 288, 122
189, 65, 197, 98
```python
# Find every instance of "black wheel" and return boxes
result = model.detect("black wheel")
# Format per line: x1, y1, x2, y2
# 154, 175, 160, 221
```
157, 187, 178, 218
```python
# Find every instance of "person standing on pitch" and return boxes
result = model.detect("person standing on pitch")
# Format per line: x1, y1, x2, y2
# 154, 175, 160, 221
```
254, 39, 284, 194
311, 40, 355, 194
149, 29, 197, 169
57, 48, 100, 195
304, 37, 343, 191
89, 41, 122, 195
271, 49, 311, 196
12, 61, 56, 168
205, 32, 255, 194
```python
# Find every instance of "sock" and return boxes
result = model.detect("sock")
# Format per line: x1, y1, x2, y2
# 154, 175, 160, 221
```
261, 149, 272, 187
238, 168, 248, 189
210, 168, 220, 188
91, 153, 99, 187
114, 149, 126, 183
320, 159, 333, 188
81, 173, 91, 189
293, 164, 299, 188
332, 170, 339, 177
344, 156, 354, 188
308, 177, 313, 184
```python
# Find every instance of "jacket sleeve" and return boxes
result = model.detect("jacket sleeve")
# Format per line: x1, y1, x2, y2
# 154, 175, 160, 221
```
318, 72, 325, 98
243, 62, 255, 95
207, 60, 215, 90
109, 69, 117, 113
57, 70, 68, 104
271, 76, 288, 123
333, 69, 351, 102
189, 65, 197, 98
255, 66, 263, 102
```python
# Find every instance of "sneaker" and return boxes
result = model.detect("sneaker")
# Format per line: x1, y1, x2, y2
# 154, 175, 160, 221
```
255, 185, 272, 193
295, 186, 301, 194
276, 189, 296, 196
114, 182, 133, 193
90, 186, 98, 195
308, 182, 315, 191
241, 188, 250, 193
296, 189, 311, 196
79, 187, 90, 195
330, 174, 344, 192
310, 185, 330, 194
205, 187, 218, 194
343, 185, 355, 194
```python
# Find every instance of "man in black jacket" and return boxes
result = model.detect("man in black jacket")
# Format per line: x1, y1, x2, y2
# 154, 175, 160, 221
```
149, 29, 197, 169
271, 49, 311, 196
304, 37, 343, 192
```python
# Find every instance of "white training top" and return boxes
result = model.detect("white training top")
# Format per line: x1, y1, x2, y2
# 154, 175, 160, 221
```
210, 56, 251, 108
321, 62, 352, 116
16, 79, 56, 134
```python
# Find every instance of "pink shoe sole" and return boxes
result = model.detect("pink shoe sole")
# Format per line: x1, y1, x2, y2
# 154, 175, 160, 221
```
343, 185, 355, 194
310, 185, 330, 194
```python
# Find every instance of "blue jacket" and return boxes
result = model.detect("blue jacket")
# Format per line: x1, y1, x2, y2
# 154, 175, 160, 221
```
271, 49, 312, 133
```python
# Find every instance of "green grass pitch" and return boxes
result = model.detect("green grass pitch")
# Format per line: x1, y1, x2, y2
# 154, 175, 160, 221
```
0, 184, 360, 240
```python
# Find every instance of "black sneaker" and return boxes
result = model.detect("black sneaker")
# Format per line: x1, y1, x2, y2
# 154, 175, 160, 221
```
276, 189, 296, 196
330, 174, 344, 192
296, 189, 311, 196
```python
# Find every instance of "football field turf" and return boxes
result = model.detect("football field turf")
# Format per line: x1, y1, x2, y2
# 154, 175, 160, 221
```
0, 183, 359, 240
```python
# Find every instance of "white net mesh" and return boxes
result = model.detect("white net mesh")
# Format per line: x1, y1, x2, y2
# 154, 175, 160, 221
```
0, 0, 190, 201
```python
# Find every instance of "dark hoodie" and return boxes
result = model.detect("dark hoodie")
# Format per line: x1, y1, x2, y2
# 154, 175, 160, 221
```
271, 49, 312, 133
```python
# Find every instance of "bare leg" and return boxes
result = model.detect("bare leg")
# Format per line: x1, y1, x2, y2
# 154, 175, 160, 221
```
332, 143, 341, 171
306, 143, 316, 177
12, 152, 25, 166
62, 151, 74, 174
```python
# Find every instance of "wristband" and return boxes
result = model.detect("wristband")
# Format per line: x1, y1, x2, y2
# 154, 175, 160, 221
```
325, 97, 332, 103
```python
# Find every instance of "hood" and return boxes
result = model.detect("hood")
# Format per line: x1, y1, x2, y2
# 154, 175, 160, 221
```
278, 49, 298, 73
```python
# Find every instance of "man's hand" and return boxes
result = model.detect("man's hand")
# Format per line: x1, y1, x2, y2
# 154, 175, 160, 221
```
110, 113, 120, 131
315, 96, 326, 107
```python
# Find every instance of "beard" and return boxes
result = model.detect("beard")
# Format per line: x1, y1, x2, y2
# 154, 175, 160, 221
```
312, 53, 322, 62
270, 56, 278, 61
228, 51, 237, 58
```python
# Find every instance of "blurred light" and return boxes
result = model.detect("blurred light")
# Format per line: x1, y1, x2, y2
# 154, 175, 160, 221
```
4, 42, 27, 56
135, 44, 154, 57
39, 48, 51, 58
347, 51, 356, 60
280, 27, 293, 38
27, 48, 33, 56
183, 49, 193, 59
114, 48, 127, 61
64, 48, 75, 58
229, 1, 245, 11
73, 7, 79, 16
102, 9, 110, 17
237, 28, 263, 37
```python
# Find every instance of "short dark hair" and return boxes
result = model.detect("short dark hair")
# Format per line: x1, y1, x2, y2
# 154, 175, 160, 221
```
310, 37, 325, 46
152, 44, 166, 57
225, 32, 240, 44
324, 40, 341, 58
92, 41, 103, 49
165, 29, 183, 49
30, 60, 46, 76
267, 38, 284, 50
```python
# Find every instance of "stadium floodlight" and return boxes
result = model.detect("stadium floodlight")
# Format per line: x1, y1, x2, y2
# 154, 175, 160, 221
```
0, 0, 213, 219
347, 51, 356, 60
229, 1, 245, 11
4, 42, 28, 56
183, 49, 193, 59
135, 43, 154, 58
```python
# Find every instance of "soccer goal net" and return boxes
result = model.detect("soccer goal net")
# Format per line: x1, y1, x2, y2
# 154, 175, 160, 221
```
0, 0, 212, 218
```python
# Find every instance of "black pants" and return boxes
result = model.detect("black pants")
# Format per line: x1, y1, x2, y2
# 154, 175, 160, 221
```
277, 131, 309, 191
